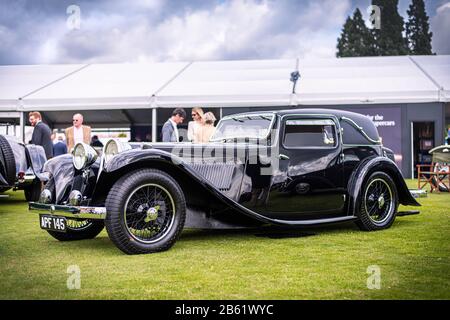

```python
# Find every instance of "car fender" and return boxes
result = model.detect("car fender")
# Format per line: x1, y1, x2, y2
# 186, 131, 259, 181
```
25, 144, 48, 181
347, 156, 420, 216
42, 154, 74, 203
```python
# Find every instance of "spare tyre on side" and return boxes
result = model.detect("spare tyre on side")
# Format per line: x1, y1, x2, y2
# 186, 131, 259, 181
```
0, 135, 16, 193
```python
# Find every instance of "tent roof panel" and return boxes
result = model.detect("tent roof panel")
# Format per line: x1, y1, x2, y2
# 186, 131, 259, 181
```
410, 55, 450, 101
1, 55, 449, 111
156, 59, 296, 97
156, 56, 441, 105
0, 64, 87, 101
22, 62, 190, 102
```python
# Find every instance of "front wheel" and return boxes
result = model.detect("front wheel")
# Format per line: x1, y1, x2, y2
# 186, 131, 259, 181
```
105, 169, 186, 255
355, 171, 399, 231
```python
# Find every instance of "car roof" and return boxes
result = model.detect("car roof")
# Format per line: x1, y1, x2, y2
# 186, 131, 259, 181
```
227, 108, 380, 144
231, 108, 373, 125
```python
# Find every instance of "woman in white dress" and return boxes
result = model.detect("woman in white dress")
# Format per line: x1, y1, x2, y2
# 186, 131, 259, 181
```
198, 112, 217, 143
187, 107, 204, 143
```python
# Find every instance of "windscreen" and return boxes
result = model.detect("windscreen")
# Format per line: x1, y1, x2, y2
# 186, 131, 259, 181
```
210, 115, 274, 141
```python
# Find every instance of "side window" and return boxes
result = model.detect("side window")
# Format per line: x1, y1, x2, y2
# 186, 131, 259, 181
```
283, 119, 337, 148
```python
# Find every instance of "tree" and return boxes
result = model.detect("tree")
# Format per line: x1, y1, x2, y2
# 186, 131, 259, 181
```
337, 9, 375, 57
337, 16, 354, 57
406, 0, 433, 55
371, 0, 409, 56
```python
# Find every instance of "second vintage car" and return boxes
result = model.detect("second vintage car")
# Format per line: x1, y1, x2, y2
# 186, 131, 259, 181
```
29, 108, 420, 254
1, 134, 47, 201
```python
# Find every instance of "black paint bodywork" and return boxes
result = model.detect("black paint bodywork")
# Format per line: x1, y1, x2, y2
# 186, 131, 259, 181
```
43, 108, 419, 229
0, 135, 47, 191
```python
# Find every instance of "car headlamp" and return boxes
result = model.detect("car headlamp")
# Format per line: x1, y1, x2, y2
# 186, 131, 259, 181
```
103, 139, 131, 164
72, 143, 98, 170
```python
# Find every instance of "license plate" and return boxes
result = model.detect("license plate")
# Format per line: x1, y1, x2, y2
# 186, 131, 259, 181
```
39, 215, 67, 233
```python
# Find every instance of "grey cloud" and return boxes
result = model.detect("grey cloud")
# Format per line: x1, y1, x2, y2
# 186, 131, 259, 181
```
1, 0, 447, 66
431, 2, 450, 54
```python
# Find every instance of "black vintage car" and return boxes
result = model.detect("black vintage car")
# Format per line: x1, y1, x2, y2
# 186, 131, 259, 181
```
0, 134, 47, 201
29, 109, 420, 254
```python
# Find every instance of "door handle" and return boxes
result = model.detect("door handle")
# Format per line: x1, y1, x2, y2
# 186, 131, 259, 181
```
279, 154, 290, 160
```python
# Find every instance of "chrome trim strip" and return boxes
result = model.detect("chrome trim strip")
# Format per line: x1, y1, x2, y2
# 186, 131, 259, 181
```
340, 116, 382, 145
270, 215, 358, 226
29, 202, 106, 220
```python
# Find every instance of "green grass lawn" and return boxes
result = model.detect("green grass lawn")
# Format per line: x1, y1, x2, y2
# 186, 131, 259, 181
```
0, 180, 449, 300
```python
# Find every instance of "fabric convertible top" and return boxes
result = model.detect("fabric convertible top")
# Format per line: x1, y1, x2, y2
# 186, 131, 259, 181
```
0, 55, 449, 112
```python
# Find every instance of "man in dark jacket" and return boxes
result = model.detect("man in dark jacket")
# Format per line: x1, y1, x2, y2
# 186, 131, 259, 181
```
161, 108, 186, 142
29, 111, 53, 159
53, 135, 68, 156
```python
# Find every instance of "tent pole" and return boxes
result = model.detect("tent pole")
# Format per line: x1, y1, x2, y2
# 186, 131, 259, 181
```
152, 107, 157, 142
19, 111, 25, 143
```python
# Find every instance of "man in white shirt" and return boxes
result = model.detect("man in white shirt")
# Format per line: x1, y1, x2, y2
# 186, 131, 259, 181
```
65, 113, 91, 152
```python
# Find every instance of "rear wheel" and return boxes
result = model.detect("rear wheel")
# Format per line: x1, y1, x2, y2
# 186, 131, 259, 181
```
105, 169, 186, 255
355, 171, 399, 231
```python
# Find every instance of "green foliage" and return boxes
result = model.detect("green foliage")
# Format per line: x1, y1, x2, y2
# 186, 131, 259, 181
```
337, 9, 376, 57
371, 0, 409, 55
0, 181, 449, 299
406, 0, 433, 55
337, 0, 434, 57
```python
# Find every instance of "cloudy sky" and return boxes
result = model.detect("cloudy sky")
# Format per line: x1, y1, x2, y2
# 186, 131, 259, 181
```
0, 0, 449, 65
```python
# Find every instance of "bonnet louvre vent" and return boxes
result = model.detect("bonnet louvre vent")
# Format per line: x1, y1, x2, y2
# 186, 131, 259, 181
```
189, 163, 235, 191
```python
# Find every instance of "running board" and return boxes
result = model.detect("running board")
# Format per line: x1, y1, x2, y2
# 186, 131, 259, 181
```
397, 210, 420, 217
269, 216, 358, 226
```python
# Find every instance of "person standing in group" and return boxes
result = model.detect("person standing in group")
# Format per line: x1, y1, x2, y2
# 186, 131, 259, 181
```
90, 135, 103, 148
29, 111, 53, 159
188, 107, 204, 143
161, 108, 186, 142
53, 134, 67, 157
198, 112, 217, 143
65, 113, 91, 152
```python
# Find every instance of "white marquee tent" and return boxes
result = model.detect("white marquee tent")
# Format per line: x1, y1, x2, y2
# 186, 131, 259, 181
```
0, 55, 449, 142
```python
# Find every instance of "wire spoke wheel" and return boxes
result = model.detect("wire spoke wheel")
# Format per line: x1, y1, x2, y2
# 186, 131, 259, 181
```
356, 171, 398, 231
124, 184, 176, 244
364, 178, 393, 224
105, 169, 186, 254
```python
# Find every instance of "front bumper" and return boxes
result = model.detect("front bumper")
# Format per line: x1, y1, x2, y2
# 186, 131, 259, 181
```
29, 202, 106, 220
